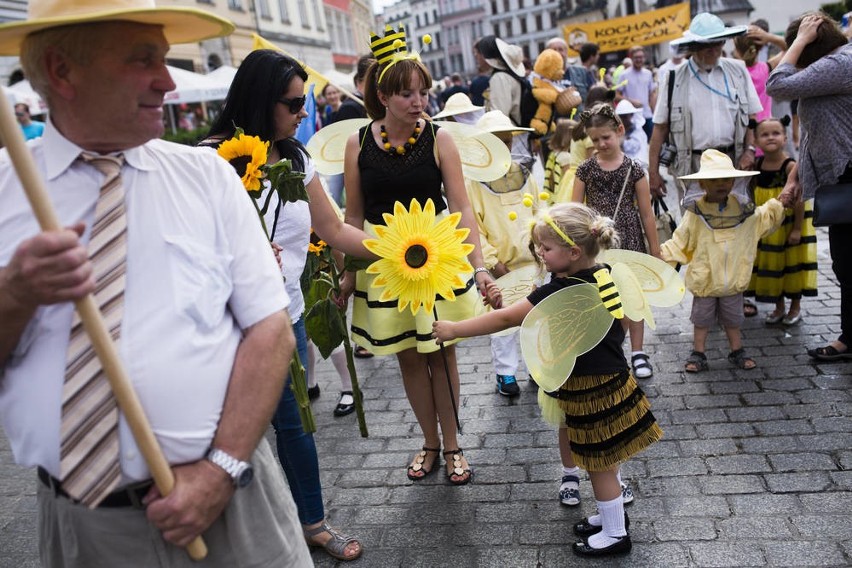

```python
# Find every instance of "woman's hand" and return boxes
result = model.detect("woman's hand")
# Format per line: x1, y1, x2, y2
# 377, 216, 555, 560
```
432, 320, 457, 344
474, 269, 495, 303
271, 242, 283, 269
794, 15, 823, 46
338, 270, 356, 303
779, 162, 802, 207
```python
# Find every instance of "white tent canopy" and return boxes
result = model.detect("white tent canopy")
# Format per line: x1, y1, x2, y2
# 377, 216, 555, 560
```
163, 65, 230, 105
6, 80, 47, 114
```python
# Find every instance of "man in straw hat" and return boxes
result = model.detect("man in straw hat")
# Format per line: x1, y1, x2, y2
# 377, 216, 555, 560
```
660, 149, 783, 375
0, 1, 311, 566
648, 13, 762, 203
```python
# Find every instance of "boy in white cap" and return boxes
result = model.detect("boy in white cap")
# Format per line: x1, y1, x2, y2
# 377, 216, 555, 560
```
660, 150, 784, 373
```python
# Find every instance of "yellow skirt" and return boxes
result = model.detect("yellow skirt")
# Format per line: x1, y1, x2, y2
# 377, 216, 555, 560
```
350, 219, 481, 355
538, 370, 663, 472
747, 185, 818, 302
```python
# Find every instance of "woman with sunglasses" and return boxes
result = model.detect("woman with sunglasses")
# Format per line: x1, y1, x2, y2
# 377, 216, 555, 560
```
339, 43, 494, 486
203, 49, 367, 562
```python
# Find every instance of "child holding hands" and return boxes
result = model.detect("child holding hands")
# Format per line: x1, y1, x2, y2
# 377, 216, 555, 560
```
660, 150, 785, 372
746, 116, 817, 325
433, 202, 663, 558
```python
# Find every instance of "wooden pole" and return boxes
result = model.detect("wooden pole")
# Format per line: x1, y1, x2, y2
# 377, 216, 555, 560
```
0, 98, 207, 561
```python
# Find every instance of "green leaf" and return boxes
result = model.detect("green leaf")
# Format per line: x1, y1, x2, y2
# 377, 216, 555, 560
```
266, 158, 308, 203
303, 276, 334, 313
304, 299, 345, 358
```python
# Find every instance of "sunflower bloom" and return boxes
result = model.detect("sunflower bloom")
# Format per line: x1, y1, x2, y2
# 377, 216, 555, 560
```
217, 133, 269, 194
308, 240, 327, 255
364, 199, 474, 315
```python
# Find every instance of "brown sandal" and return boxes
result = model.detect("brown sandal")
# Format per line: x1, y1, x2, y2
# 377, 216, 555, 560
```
443, 449, 472, 486
407, 446, 440, 480
728, 348, 756, 370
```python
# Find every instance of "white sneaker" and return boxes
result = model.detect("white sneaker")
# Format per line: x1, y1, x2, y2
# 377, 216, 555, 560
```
621, 483, 634, 504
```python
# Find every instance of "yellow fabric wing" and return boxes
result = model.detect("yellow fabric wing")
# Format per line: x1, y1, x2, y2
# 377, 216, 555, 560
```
473, 264, 539, 336
306, 118, 371, 175
598, 249, 685, 307
519, 283, 612, 392
610, 263, 656, 329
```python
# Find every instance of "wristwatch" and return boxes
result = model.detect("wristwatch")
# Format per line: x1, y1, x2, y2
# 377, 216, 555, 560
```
746, 144, 756, 153
206, 447, 254, 488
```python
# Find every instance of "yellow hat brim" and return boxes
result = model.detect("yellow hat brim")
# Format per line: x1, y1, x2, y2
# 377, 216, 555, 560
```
434, 120, 512, 182
0, 7, 234, 55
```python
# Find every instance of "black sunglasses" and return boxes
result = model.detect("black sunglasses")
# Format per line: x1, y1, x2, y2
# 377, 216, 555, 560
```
278, 95, 306, 114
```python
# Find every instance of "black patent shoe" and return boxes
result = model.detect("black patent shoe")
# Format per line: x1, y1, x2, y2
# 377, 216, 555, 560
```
573, 512, 630, 537
307, 385, 321, 400
572, 535, 632, 557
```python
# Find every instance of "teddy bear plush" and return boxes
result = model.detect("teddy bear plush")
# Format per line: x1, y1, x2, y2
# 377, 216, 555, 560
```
530, 48, 580, 136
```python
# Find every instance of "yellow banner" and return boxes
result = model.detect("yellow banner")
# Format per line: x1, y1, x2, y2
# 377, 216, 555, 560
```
565, 3, 690, 55
251, 33, 363, 106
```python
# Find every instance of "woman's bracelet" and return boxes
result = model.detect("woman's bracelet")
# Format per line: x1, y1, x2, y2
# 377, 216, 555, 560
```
474, 266, 491, 277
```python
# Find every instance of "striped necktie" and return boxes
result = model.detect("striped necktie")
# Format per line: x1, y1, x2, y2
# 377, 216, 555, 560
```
60, 152, 126, 507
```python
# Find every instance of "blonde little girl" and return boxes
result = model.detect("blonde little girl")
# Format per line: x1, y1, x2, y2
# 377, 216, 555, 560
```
433, 203, 662, 558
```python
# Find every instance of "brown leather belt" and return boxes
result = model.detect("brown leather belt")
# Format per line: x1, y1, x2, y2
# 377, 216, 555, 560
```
38, 466, 153, 509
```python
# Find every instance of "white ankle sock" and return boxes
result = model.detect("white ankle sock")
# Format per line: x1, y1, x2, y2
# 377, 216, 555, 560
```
587, 496, 626, 549
562, 466, 580, 477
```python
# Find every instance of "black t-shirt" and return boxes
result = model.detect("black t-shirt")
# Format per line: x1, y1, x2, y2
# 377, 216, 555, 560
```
332, 95, 367, 123
527, 265, 629, 376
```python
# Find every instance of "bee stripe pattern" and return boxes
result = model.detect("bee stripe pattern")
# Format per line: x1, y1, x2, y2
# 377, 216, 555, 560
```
594, 267, 624, 319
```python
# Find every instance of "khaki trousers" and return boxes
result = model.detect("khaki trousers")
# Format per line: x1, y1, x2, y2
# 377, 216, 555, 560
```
38, 438, 312, 568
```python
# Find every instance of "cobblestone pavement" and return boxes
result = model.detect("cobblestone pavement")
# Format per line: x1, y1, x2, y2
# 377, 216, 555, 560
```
2, 227, 850, 567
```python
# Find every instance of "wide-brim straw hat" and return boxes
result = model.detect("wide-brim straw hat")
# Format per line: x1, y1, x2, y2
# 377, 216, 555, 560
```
679, 149, 759, 180
485, 38, 525, 79
0, 0, 235, 55
432, 93, 483, 119
475, 110, 534, 134
433, 119, 512, 182
670, 12, 747, 49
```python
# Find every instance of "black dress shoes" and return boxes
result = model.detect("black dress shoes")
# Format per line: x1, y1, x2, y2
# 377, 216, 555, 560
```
573, 512, 630, 537
572, 534, 632, 557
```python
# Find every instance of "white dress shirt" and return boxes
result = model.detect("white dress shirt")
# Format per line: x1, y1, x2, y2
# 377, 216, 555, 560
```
0, 120, 289, 482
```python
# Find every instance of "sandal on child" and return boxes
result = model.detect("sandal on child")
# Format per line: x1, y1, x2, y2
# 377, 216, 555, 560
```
407, 447, 440, 480
631, 353, 653, 379
743, 300, 758, 317
684, 350, 708, 373
303, 521, 363, 562
728, 348, 756, 370
443, 449, 472, 486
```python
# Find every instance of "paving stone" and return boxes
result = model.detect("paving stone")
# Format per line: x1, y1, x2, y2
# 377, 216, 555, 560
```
717, 516, 793, 539
665, 495, 731, 518
653, 516, 717, 540
678, 438, 738, 456
737, 435, 801, 454
706, 454, 771, 475
729, 493, 802, 515
768, 452, 837, 472
698, 474, 766, 495
763, 541, 847, 566
763, 472, 833, 494
689, 542, 766, 567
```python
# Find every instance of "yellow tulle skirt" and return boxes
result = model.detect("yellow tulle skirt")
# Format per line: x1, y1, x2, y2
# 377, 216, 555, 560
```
538, 370, 663, 472
550, 166, 577, 204
350, 219, 481, 356
747, 185, 818, 303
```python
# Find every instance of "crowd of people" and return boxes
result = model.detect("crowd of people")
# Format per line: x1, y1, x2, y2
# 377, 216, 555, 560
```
0, 0, 850, 564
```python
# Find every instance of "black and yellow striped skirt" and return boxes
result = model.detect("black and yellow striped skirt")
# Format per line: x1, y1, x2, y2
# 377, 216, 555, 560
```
538, 369, 663, 472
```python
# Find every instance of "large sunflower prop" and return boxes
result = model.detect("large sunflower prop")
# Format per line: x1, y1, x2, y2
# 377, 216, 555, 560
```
216, 131, 268, 197
364, 198, 474, 315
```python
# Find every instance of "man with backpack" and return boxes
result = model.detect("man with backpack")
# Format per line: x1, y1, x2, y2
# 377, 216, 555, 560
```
475, 35, 535, 167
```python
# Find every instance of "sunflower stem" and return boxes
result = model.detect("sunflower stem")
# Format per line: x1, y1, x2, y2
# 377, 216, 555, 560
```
330, 267, 369, 438
433, 305, 462, 434
249, 197, 270, 239
288, 350, 316, 434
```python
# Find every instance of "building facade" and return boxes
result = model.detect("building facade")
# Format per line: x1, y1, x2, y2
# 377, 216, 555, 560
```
438, 0, 487, 76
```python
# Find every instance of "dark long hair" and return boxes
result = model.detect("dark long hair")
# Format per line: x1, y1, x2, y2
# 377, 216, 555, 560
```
206, 49, 308, 172
785, 12, 848, 68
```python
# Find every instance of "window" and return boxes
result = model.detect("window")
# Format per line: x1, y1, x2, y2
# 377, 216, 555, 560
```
435, 30, 441, 48
518, 0, 523, 8
520, 16, 527, 34
297, 0, 310, 28
505, 19, 512, 36
491, 1, 497, 15
258, 0, 271, 18
503, 0, 510, 12
538, 41, 545, 53
227, 0, 242, 9
312, 0, 324, 29
278, 0, 290, 22
493, 23, 499, 36
416, 14, 421, 27
535, 13, 542, 29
